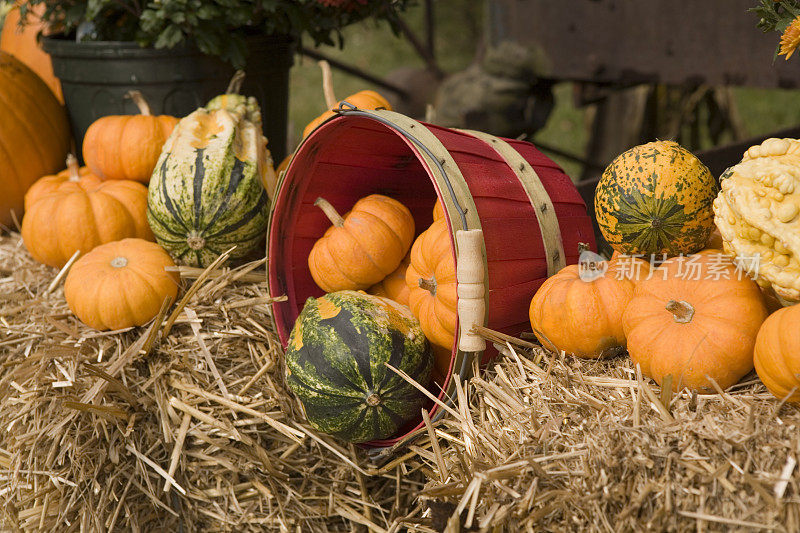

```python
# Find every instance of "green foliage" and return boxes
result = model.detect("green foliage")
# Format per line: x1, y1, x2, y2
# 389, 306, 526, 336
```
752, 0, 800, 34
14, 0, 411, 67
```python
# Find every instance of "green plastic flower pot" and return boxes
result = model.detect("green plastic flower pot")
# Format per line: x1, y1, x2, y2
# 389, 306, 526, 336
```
42, 34, 293, 163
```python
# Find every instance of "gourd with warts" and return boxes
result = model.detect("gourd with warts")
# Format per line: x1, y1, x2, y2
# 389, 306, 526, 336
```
713, 137, 800, 305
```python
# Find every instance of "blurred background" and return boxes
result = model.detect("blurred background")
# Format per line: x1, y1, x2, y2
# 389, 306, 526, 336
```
5, 0, 800, 181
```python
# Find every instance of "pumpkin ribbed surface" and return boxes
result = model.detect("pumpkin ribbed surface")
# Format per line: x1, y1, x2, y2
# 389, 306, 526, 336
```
147, 96, 269, 267
754, 303, 800, 402
0, 51, 70, 228
529, 259, 635, 359
83, 110, 179, 183
595, 140, 718, 256
623, 252, 767, 392
22, 176, 152, 268
24, 162, 97, 210
285, 291, 431, 443
406, 218, 457, 350
308, 195, 415, 292
64, 238, 179, 330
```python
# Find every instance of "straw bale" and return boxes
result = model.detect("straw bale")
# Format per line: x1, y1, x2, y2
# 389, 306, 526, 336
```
0, 233, 423, 532
3, 229, 800, 532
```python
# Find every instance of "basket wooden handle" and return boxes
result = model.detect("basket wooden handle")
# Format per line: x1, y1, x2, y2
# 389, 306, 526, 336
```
456, 229, 486, 353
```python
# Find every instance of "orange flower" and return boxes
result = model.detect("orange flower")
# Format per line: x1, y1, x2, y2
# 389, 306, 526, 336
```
779, 17, 800, 60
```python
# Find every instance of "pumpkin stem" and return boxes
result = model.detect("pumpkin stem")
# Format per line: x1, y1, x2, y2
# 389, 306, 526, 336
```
226, 70, 246, 95
665, 300, 695, 323
65, 154, 80, 182
318, 60, 337, 110
418, 277, 437, 296
315, 197, 345, 228
366, 393, 381, 407
127, 90, 151, 116
578, 242, 591, 255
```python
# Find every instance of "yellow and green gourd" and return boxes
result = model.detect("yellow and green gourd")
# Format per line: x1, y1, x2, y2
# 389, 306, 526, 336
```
594, 140, 718, 256
713, 138, 800, 305
147, 82, 273, 267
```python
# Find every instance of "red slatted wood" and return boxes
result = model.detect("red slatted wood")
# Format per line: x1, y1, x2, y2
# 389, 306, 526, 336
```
268, 113, 595, 447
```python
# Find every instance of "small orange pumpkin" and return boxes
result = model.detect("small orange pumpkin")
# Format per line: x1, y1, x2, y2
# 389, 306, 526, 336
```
21, 175, 153, 268
406, 218, 457, 350
754, 304, 800, 402
83, 91, 179, 183
302, 61, 392, 139
530, 249, 636, 359
623, 251, 768, 392
368, 255, 411, 306
24, 155, 98, 209
64, 238, 179, 330
308, 195, 415, 292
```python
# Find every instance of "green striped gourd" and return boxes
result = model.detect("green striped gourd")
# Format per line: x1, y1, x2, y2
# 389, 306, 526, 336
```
147, 79, 270, 267
285, 291, 432, 443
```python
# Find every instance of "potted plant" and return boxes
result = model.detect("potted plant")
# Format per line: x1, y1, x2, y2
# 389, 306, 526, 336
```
11, 0, 410, 160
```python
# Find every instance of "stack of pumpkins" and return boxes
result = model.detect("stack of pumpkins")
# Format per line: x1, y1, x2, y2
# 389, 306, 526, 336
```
19, 73, 277, 332
285, 194, 458, 443
530, 139, 800, 404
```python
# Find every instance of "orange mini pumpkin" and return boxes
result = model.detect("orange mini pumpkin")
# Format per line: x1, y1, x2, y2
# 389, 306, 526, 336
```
623, 251, 768, 392
754, 304, 800, 402
302, 61, 392, 139
65, 239, 179, 330
21, 175, 153, 268
24, 155, 97, 209
530, 250, 636, 359
406, 218, 457, 350
308, 195, 415, 292
83, 91, 179, 183
368, 255, 411, 306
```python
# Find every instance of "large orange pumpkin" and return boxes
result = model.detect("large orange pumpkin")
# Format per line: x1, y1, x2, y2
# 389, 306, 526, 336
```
406, 218, 457, 350
0, 51, 70, 228
754, 304, 800, 402
24, 155, 97, 209
529, 251, 636, 359
21, 176, 153, 268
623, 251, 768, 392
308, 195, 415, 292
65, 238, 179, 330
0, 4, 62, 102
82, 91, 179, 184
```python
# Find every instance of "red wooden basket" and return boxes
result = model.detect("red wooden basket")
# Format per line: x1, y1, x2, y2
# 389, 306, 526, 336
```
267, 107, 595, 448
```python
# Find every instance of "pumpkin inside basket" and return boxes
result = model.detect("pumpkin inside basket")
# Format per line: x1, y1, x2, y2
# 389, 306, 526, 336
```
267, 110, 595, 446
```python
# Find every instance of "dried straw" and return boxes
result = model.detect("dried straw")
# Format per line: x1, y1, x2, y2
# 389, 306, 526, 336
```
0, 233, 423, 532
3, 229, 800, 532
